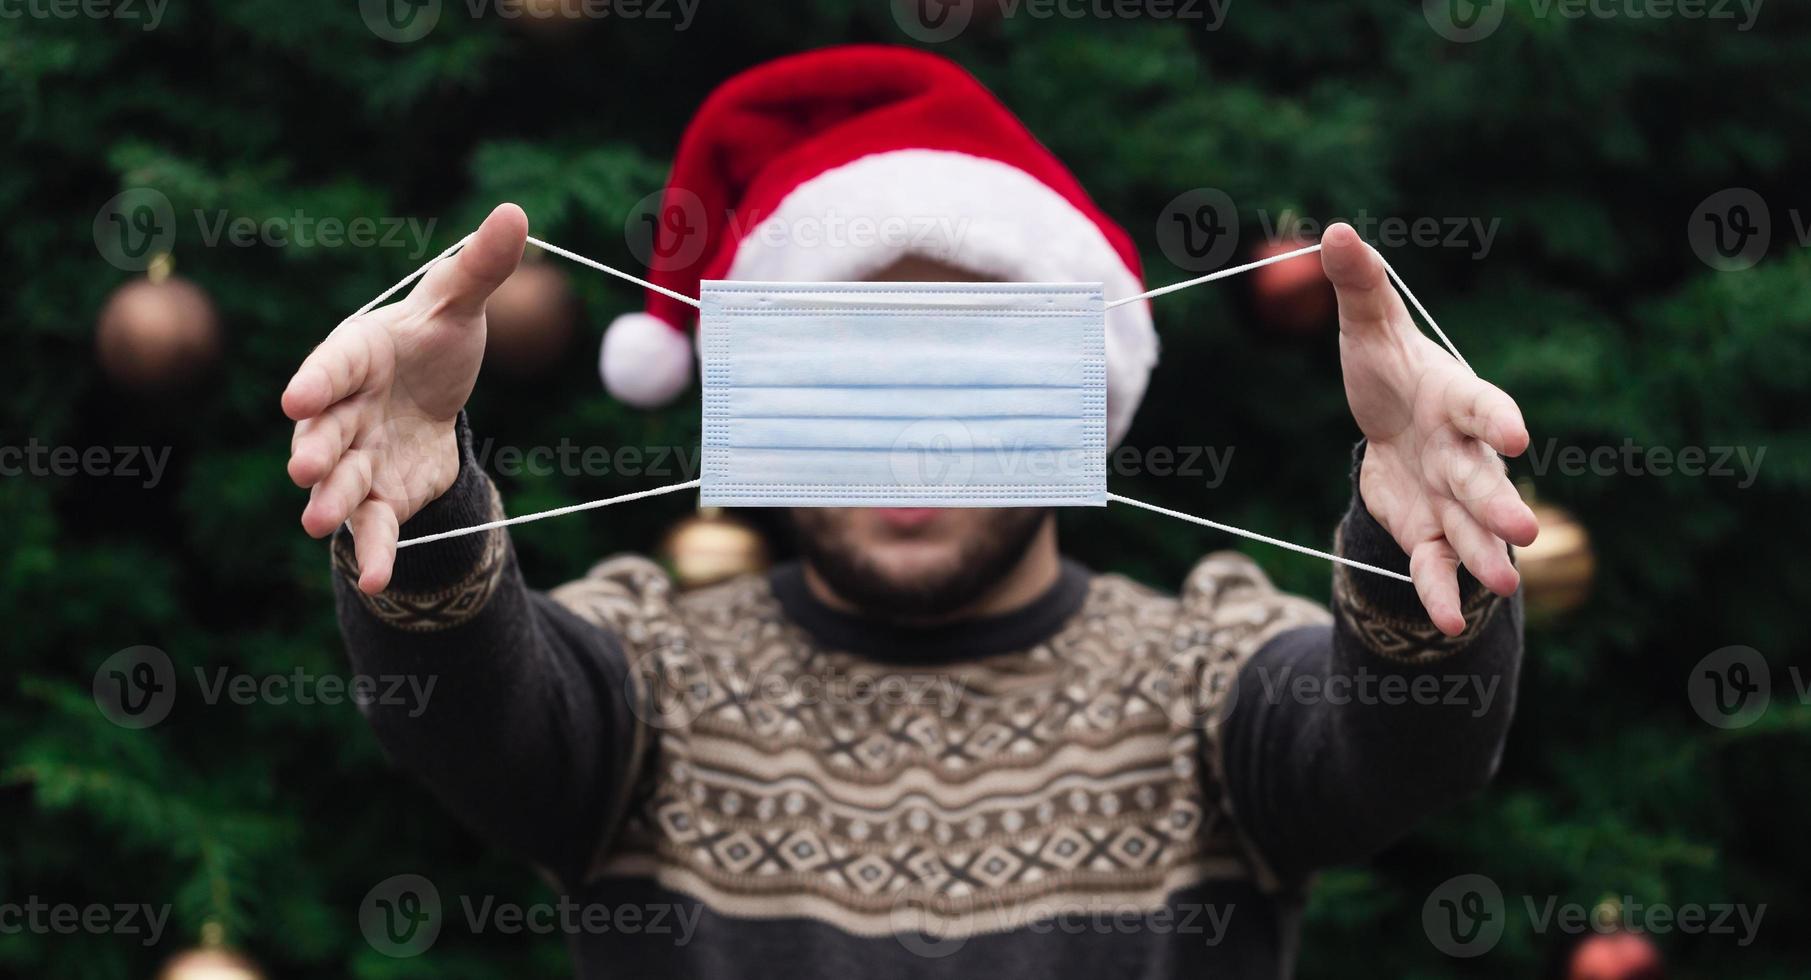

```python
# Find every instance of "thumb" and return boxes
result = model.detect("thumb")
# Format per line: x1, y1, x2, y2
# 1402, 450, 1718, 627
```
418, 202, 529, 320
1319, 222, 1398, 334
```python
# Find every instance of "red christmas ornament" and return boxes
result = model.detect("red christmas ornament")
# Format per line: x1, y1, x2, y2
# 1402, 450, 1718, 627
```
1568, 931, 1664, 980
1250, 238, 1335, 334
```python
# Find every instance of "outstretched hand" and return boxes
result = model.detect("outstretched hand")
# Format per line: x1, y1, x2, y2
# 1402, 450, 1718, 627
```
282, 203, 528, 595
1320, 223, 1539, 636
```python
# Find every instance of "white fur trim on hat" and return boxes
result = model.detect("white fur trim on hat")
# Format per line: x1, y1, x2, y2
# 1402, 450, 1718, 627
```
599, 312, 693, 407
724, 148, 1159, 446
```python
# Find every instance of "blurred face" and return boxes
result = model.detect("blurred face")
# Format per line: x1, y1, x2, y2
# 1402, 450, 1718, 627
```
790, 506, 1052, 620
788, 255, 1053, 621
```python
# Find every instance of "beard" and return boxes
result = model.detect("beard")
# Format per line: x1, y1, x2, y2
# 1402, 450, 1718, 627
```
788, 508, 1052, 622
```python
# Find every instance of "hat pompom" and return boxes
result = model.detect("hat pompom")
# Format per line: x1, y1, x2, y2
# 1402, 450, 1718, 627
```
599, 312, 693, 407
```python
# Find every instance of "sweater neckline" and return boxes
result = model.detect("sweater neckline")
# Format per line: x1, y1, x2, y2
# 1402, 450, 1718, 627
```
767, 559, 1091, 663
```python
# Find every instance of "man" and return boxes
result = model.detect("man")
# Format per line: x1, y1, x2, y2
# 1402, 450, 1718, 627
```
284, 47, 1535, 978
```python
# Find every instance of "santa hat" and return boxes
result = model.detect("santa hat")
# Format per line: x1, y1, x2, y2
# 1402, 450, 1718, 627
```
601, 45, 1158, 445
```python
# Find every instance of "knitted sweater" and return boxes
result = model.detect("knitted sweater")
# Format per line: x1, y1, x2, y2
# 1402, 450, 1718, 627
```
332, 423, 1522, 979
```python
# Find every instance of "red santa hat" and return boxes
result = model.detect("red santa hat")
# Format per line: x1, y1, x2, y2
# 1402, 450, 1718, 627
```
601, 45, 1158, 445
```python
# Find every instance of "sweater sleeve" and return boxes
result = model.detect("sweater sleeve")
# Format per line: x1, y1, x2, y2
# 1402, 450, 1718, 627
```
1218, 441, 1524, 884
330, 415, 648, 888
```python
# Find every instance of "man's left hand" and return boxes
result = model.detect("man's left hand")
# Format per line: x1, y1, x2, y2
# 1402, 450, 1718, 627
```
1321, 222, 1540, 636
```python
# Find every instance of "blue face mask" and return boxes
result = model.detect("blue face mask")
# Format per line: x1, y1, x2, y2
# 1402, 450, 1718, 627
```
696, 281, 1107, 508
388, 232, 1425, 584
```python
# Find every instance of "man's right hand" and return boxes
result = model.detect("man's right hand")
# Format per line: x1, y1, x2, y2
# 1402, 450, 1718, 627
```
283, 203, 528, 596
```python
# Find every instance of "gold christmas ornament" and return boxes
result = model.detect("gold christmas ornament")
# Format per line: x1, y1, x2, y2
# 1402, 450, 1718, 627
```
1516, 483, 1596, 616
484, 251, 575, 375
95, 253, 220, 391
660, 508, 770, 589
155, 946, 264, 980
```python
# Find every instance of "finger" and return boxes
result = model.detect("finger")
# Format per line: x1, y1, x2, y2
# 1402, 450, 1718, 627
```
300, 450, 373, 538
1320, 222, 1407, 335
288, 401, 361, 487
348, 499, 400, 595
1409, 539, 1467, 637
283, 327, 379, 421
1443, 374, 1530, 457
1442, 452, 1540, 547
1438, 501, 1519, 597
414, 202, 529, 320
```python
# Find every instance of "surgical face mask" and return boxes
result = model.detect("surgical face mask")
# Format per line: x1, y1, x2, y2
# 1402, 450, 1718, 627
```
385, 231, 1441, 584
696, 281, 1107, 508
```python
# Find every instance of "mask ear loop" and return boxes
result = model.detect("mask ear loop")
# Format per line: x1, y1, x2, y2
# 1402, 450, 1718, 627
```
353, 228, 1464, 584
1102, 240, 1479, 584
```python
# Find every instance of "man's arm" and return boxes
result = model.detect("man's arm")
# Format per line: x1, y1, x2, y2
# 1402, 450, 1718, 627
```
331, 417, 644, 887
1219, 442, 1523, 883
